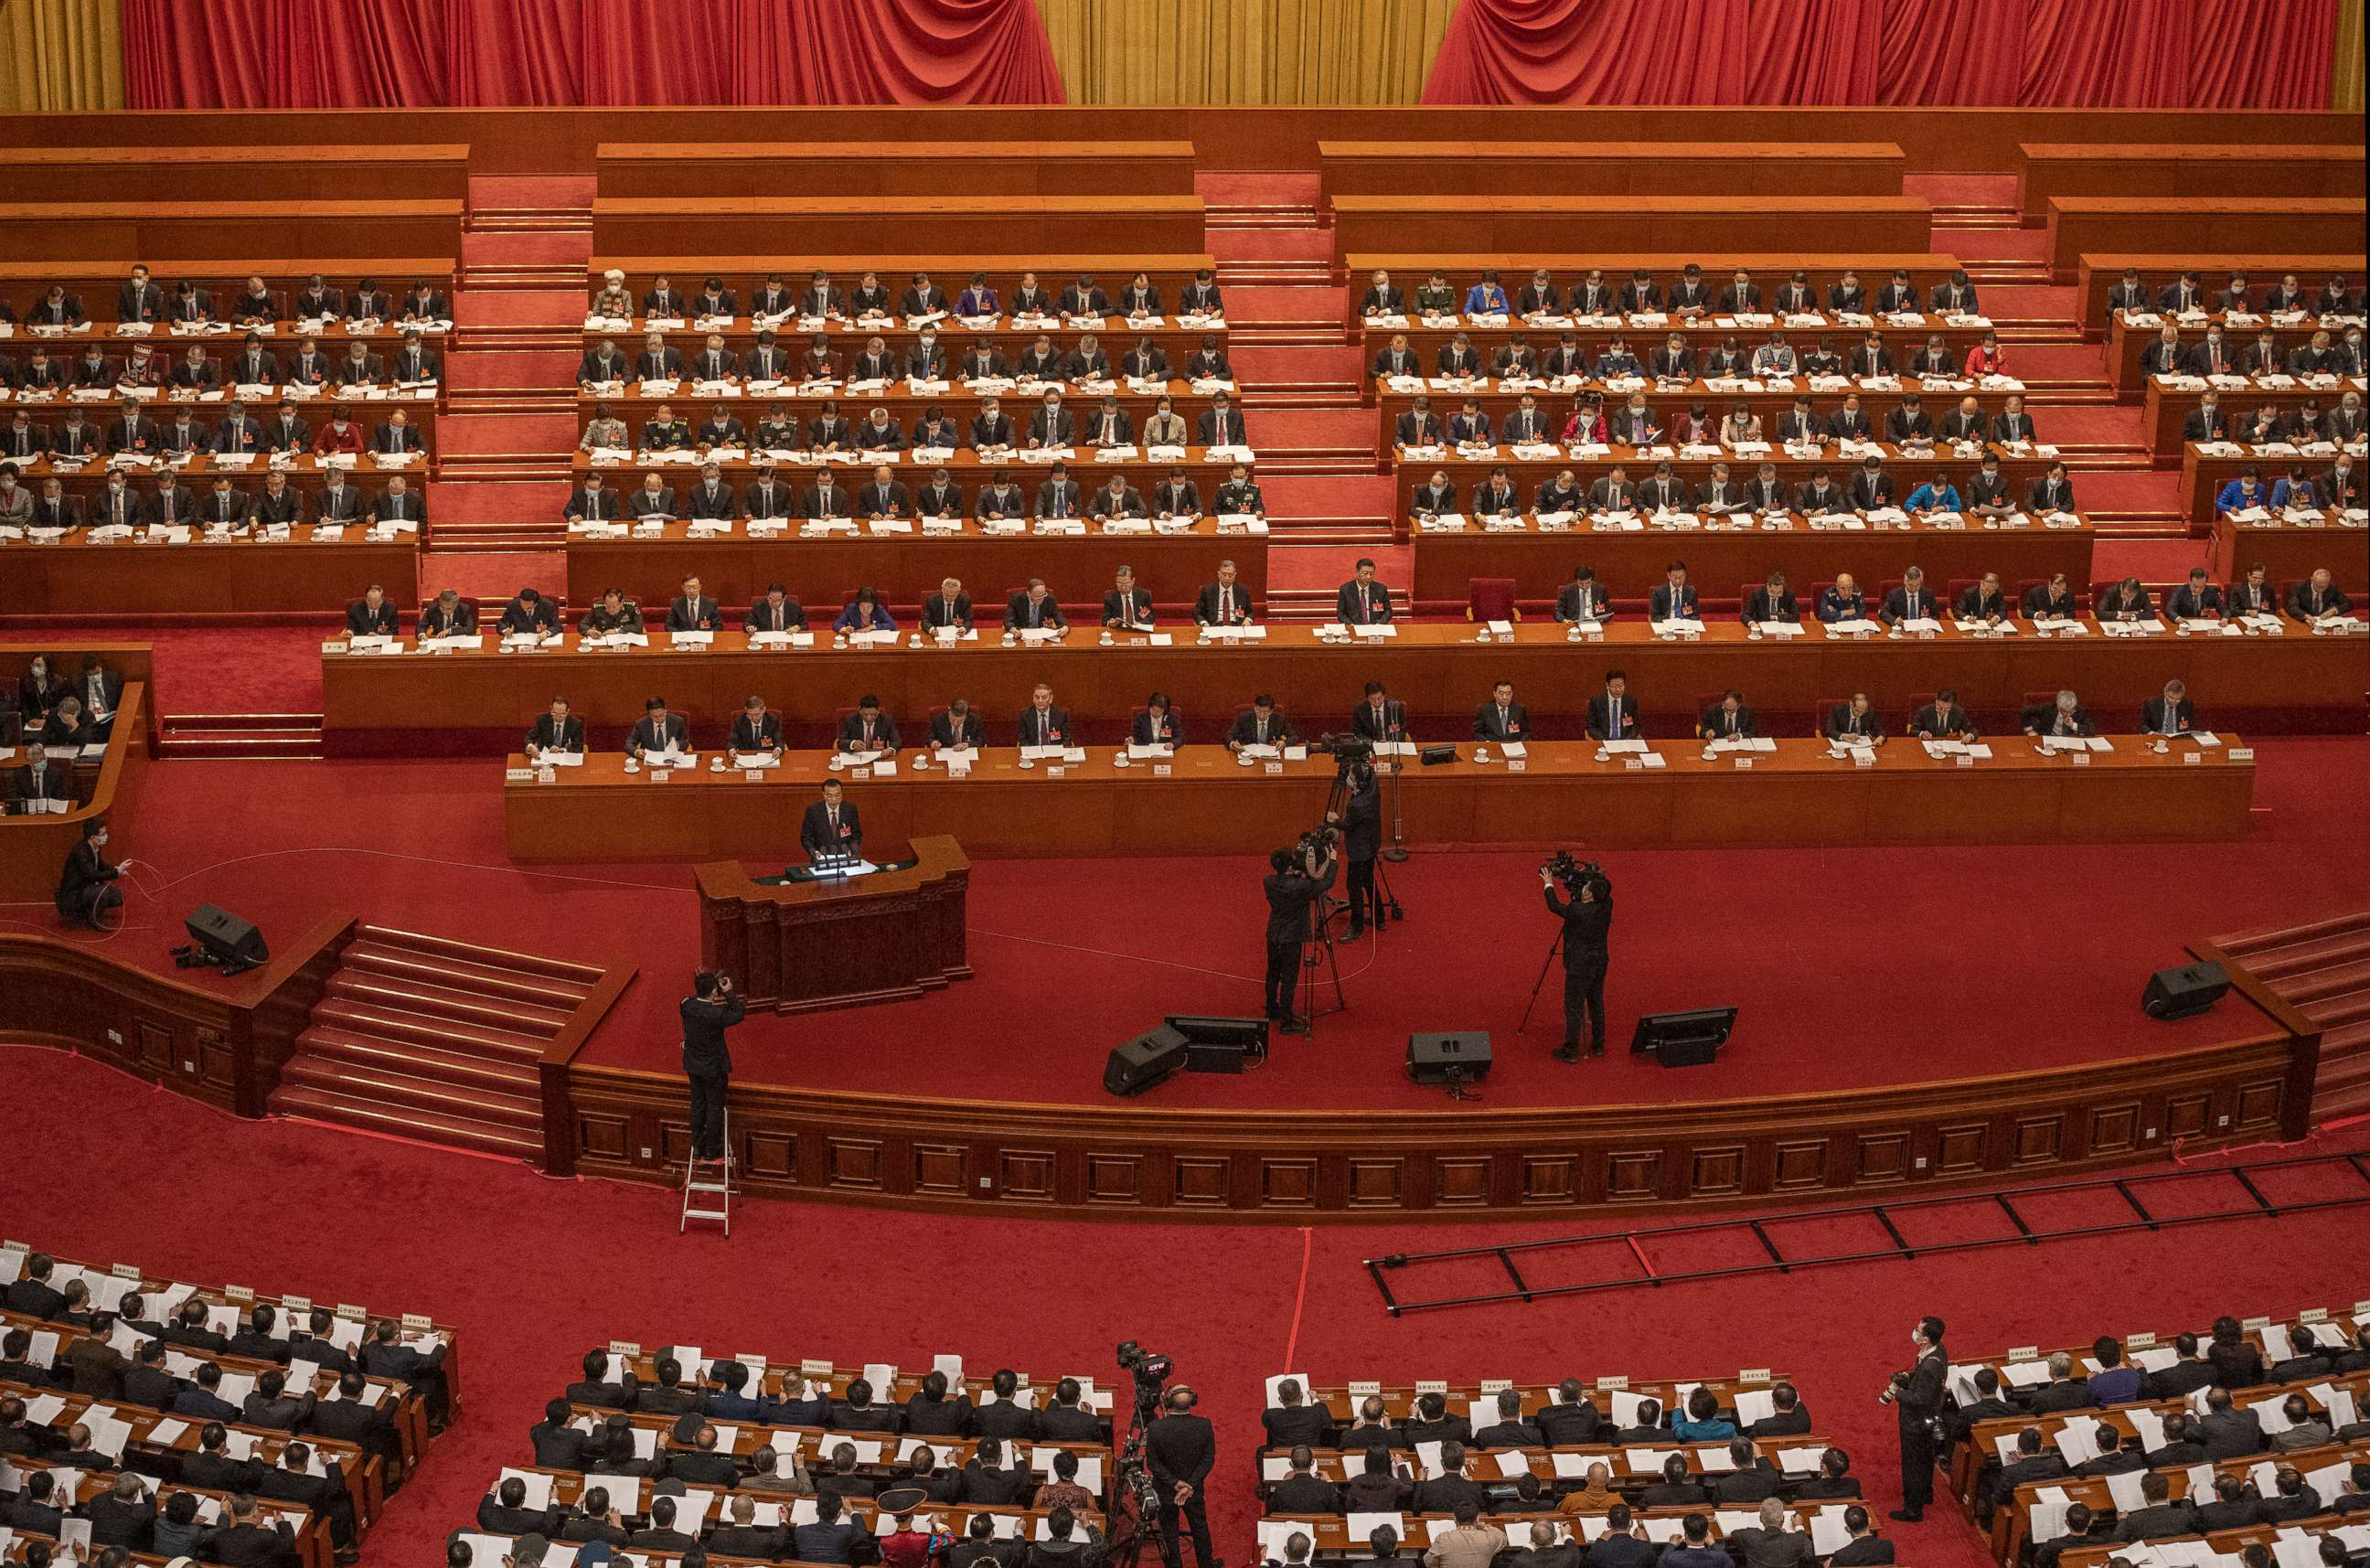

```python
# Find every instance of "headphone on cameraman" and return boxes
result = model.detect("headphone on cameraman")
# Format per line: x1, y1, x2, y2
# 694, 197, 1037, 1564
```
1165, 1385, 1198, 1412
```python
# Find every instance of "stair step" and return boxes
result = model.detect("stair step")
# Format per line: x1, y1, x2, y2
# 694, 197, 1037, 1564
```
323, 970, 576, 1035
269, 1083, 544, 1160
290, 1026, 542, 1096
309, 997, 554, 1059
354, 924, 605, 987
339, 943, 597, 1012
2218, 911, 2370, 956
275, 1059, 541, 1133
2230, 930, 2370, 975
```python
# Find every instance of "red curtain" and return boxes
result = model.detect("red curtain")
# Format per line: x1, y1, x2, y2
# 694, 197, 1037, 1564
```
1421, 0, 2339, 106
123, 0, 1062, 108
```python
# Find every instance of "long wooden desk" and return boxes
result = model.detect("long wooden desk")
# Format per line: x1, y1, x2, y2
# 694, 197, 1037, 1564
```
1341, 254, 1962, 330
576, 319, 1224, 366
2046, 201, 2369, 281
1375, 380, 2042, 455
596, 140, 1197, 197
1361, 322, 1997, 385
563, 517, 1267, 615
591, 197, 1209, 257
2209, 514, 2368, 593
0, 259, 459, 326
1406, 513, 2097, 611
0, 202, 465, 265
324, 621, 2363, 756
2001, 1435, 2366, 1567
2141, 373, 2365, 459
0, 533, 419, 618
2179, 438, 2370, 524
0, 396, 440, 451
1317, 142, 1906, 199
1391, 446, 2059, 539
2017, 144, 2366, 223
567, 449, 1247, 500
0, 640, 156, 744
0, 682, 147, 901
1301, 1372, 1795, 1424
2074, 252, 2366, 335
585, 255, 1221, 307
502, 735, 2254, 861
0, 144, 470, 204
2103, 312, 2334, 395
576, 382, 1221, 436
2055, 1518, 2362, 1568
1331, 200, 1935, 261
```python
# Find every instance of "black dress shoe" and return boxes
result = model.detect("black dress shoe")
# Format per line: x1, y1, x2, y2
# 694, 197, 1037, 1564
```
1887, 1509, 1922, 1523
1346, 923, 1366, 940
1552, 1044, 1580, 1061
1587, 1040, 1605, 1057
1278, 1014, 1308, 1034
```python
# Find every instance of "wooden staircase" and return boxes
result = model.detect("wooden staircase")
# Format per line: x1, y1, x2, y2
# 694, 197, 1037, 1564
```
270, 925, 625, 1161
2212, 911, 2370, 1122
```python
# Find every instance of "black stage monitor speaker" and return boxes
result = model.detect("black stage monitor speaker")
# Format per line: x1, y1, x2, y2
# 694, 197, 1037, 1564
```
1104, 1025, 1189, 1096
185, 903, 269, 969
1419, 743, 1459, 765
2142, 961, 2228, 1020
1630, 1007, 1737, 1067
1406, 1030, 1492, 1084
1166, 1014, 1269, 1073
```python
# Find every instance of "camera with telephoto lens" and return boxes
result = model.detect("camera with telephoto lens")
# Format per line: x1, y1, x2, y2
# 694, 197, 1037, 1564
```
1313, 731, 1375, 774
1543, 850, 1603, 894
1292, 825, 1339, 865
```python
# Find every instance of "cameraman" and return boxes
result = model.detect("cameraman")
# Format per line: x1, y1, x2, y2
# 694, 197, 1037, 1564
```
1263, 830, 1338, 1033
1540, 862, 1613, 1061
1328, 760, 1384, 938
680, 968, 744, 1160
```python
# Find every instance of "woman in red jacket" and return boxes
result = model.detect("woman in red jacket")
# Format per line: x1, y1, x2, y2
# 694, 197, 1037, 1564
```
1561, 393, 1607, 444
1963, 331, 2010, 377
311, 404, 365, 456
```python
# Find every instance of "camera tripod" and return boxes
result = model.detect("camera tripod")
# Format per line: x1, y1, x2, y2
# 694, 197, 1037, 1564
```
1516, 928, 1565, 1035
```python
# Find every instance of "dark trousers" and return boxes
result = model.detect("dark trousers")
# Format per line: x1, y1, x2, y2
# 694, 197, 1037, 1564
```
1899, 1419, 1938, 1509
61, 882, 122, 931
688, 1067, 729, 1159
1563, 956, 1607, 1049
1158, 1489, 1214, 1568
1265, 938, 1301, 1016
1344, 857, 1381, 928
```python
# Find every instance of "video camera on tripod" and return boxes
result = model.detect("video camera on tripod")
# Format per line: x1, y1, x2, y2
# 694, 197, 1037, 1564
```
1542, 849, 1607, 897
1105, 1340, 1174, 1568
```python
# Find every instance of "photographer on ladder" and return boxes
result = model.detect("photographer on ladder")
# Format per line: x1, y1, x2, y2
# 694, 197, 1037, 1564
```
1263, 830, 1338, 1036
1540, 858, 1613, 1061
681, 969, 744, 1160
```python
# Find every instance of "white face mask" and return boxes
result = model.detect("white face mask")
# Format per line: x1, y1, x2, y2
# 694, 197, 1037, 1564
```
91, 832, 107, 848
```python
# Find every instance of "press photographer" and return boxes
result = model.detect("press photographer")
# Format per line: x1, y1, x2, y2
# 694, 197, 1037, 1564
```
1262, 827, 1338, 1033
1324, 751, 1385, 938
1539, 853, 1614, 1061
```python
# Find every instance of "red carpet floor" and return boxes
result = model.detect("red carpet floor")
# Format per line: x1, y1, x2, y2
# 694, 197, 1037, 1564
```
20, 738, 2368, 1115
4, 1046, 2365, 1568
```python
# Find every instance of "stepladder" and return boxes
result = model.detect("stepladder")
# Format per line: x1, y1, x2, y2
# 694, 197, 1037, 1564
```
680, 1108, 734, 1234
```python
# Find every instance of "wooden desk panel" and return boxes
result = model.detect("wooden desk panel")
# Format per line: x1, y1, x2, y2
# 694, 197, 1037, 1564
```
0, 144, 471, 204
2047, 201, 2368, 281
1391, 447, 2056, 539
590, 198, 1209, 257
0, 537, 418, 618
563, 520, 1265, 615
502, 737, 2255, 861
2104, 313, 2329, 394
597, 141, 1198, 197
2141, 374, 2364, 458
2074, 253, 2365, 335
2180, 439, 2370, 524
1318, 142, 1906, 198
2207, 515, 2370, 593
319, 621, 2363, 755
0, 202, 465, 264
1408, 516, 2095, 609
696, 838, 970, 1014
1330, 200, 1934, 260
2018, 144, 2366, 222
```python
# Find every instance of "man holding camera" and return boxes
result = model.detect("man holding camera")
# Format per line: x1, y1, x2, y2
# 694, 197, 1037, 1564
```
1329, 761, 1384, 939
1540, 861, 1613, 1060
1263, 831, 1339, 1033
680, 969, 745, 1160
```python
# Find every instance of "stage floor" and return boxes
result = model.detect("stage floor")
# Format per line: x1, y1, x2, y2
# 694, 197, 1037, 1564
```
61, 739, 2370, 1116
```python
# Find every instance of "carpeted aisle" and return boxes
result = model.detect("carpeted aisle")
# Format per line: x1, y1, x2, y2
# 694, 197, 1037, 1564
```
2, 1047, 2363, 1568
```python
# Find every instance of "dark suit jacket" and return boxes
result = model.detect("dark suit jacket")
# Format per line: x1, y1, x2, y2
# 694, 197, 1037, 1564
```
1829, 1538, 1895, 1565
1472, 702, 1529, 741
1585, 693, 1639, 741
801, 799, 862, 855
930, 709, 986, 749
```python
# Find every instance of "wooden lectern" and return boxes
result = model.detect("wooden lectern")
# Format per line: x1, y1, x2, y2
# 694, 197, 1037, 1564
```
693, 836, 972, 1013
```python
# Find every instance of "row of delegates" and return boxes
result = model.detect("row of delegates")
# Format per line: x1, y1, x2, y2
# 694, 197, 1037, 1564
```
2138, 323, 2365, 379
560, 460, 1264, 523
591, 266, 1223, 322
1, 265, 448, 326
1361, 263, 1986, 319
1416, 453, 2075, 519
2214, 459, 2363, 515
27, 467, 422, 531
0, 331, 440, 389
2105, 267, 2364, 317
1402, 389, 2040, 449
579, 389, 1246, 454
2, 401, 422, 463
1556, 562, 2355, 626
2182, 391, 2365, 447
581, 328, 1233, 387
1695, 682, 2202, 743
1382, 327, 2016, 383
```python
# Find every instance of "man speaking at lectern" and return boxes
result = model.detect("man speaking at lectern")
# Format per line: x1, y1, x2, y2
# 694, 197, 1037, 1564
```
681, 970, 743, 1162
